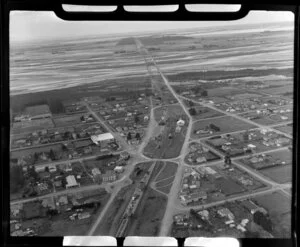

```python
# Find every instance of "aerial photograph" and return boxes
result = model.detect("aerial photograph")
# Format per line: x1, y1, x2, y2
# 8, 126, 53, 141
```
9, 10, 293, 238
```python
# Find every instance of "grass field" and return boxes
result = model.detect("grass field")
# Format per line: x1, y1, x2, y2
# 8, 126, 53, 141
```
260, 165, 292, 183
155, 183, 173, 194
191, 116, 256, 139
215, 177, 246, 196
155, 176, 175, 188
253, 192, 291, 238
275, 124, 293, 135
191, 106, 224, 120
155, 162, 178, 181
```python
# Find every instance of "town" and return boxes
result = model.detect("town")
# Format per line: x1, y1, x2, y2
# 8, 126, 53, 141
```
9, 20, 293, 238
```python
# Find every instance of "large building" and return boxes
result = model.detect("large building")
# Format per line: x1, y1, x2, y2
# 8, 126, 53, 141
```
24, 104, 52, 120
91, 133, 115, 146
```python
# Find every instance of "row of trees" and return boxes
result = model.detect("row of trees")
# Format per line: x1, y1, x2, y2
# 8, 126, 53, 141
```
127, 132, 141, 141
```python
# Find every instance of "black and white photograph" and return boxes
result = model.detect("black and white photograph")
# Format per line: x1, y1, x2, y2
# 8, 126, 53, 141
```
9, 8, 294, 238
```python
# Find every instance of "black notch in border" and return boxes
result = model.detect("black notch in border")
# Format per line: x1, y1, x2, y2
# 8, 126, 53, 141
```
53, 2, 251, 21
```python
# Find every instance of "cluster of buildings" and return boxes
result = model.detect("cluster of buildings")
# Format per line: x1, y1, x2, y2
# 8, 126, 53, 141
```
241, 106, 292, 122
173, 199, 268, 236
242, 151, 291, 170
179, 167, 212, 206
186, 142, 220, 165
215, 97, 291, 114
12, 123, 105, 149
207, 129, 291, 157
10, 188, 107, 236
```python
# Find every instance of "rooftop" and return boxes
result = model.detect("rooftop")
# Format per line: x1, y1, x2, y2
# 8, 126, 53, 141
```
91, 133, 114, 144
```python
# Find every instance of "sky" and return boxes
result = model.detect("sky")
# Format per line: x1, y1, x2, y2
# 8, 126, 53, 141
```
10, 9, 294, 43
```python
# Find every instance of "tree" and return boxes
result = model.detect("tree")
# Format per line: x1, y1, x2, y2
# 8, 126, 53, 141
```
253, 211, 273, 232
27, 165, 39, 181
49, 149, 55, 160
189, 108, 197, 116
135, 132, 141, 140
61, 144, 68, 152
201, 90, 208, 97
34, 152, 39, 162
127, 132, 132, 141
134, 115, 140, 124
188, 101, 194, 107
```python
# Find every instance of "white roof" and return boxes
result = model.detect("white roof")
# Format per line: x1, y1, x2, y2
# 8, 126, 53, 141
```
91, 133, 114, 143
66, 175, 77, 187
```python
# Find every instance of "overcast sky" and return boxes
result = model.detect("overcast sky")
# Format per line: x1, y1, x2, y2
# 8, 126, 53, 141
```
10, 10, 294, 43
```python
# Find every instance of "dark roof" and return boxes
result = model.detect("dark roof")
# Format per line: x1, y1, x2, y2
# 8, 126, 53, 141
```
74, 139, 93, 149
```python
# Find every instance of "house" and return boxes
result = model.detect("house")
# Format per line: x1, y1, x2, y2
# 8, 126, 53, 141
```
74, 140, 92, 149
91, 133, 115, 145
41, 197, 55, 209
102, 171, 117, 182
247, 144, 256, 150
217, 208, 235, 220
65, 175, 80, 189
78, 212, 91, 220
197, 210, 209, 220
241, 200, 266, 214
177, 119, 185, 126
49, 165, 57, 173
57, 195, 68, 205
114, 166, 124, 173
62, 163, 72, 172
175, 126, 182, 133
180, 191, 207, 205
91, 168, 101, 177
53, 180, 62, 188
